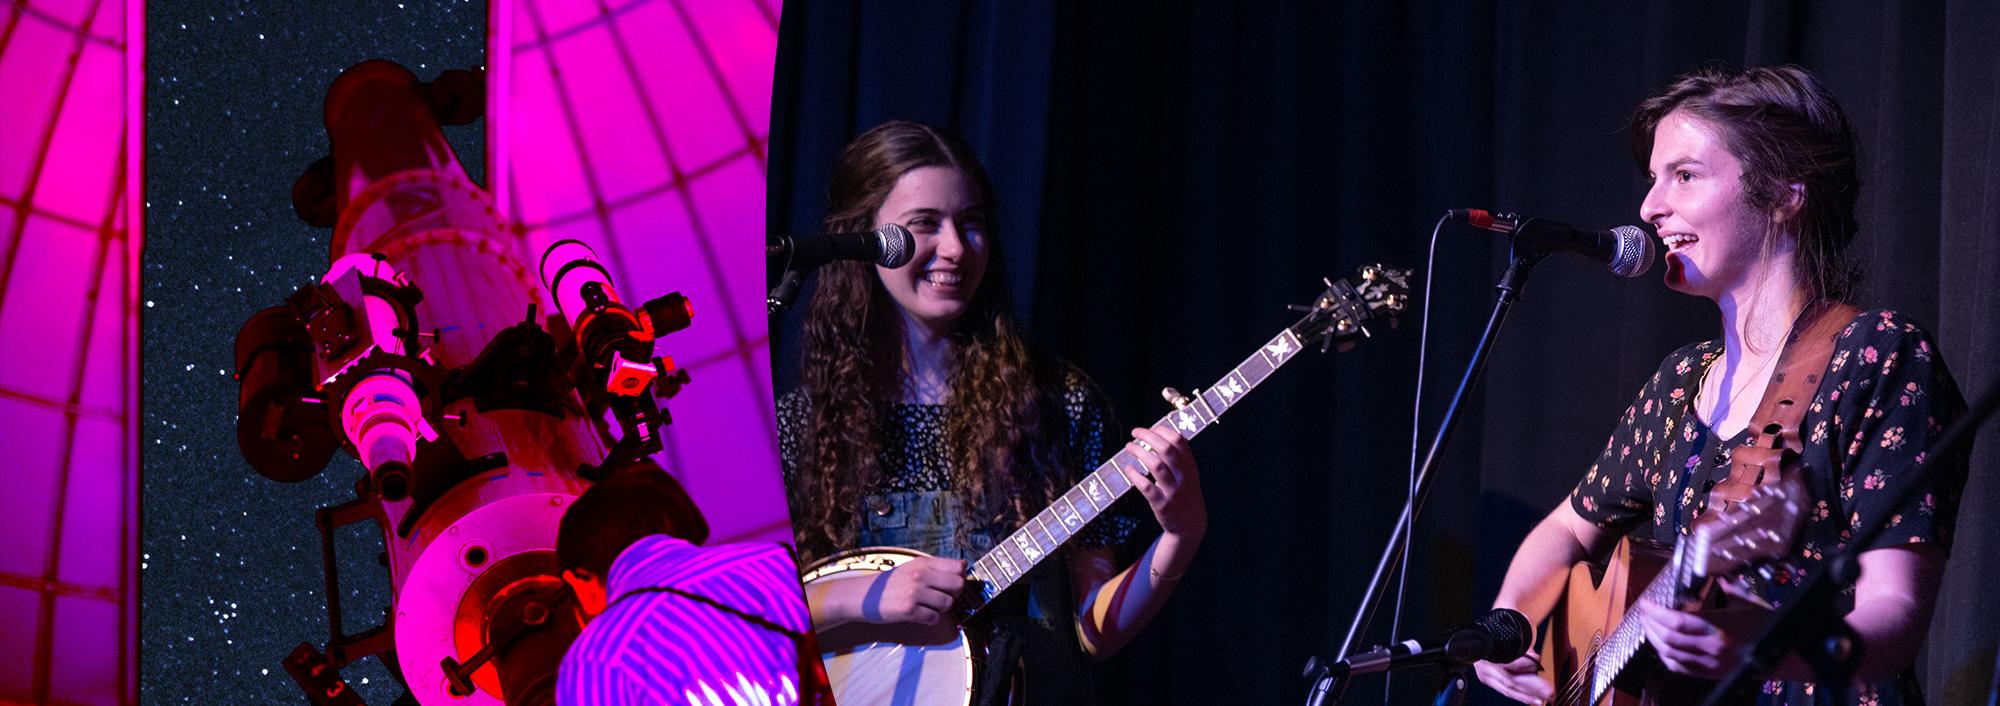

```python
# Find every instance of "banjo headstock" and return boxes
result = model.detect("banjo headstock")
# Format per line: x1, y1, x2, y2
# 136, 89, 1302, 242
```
1288, 263, 1413, 352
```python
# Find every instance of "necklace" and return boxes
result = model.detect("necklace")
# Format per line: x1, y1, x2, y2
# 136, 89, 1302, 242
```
1700, 295, 1817, 432
1699, 348, 1782, 434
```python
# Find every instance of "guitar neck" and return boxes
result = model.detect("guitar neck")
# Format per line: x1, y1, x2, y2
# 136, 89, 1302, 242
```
962, 328, 1311, 614
1586, 540, 1703, 704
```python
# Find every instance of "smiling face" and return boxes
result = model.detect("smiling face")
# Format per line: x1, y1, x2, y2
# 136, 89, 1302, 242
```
1639, 110, 1783, 301
873, 166, 989, 338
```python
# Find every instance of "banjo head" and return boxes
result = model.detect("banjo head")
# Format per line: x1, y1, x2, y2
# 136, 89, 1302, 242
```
804, 547, 976, 705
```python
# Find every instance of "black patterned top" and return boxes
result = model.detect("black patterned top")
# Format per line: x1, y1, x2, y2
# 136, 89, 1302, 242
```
776, 366, 1143, 553
1570, 309, 1968, 705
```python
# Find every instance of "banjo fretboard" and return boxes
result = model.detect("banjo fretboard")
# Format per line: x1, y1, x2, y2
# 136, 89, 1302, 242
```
962, 328, 1310, 612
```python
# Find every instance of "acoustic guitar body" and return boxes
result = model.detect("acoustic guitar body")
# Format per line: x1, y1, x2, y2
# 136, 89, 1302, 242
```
1541, 537, 1668, 706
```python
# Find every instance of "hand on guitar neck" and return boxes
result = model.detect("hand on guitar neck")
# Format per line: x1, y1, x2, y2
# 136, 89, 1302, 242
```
1117, 426, 1208, 542
1628, 580, 1773, 680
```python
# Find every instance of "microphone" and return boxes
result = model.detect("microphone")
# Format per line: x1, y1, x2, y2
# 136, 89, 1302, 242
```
768, 223, 915, 272
1324, 608, 1532, 677
1448, 209, 1657, 278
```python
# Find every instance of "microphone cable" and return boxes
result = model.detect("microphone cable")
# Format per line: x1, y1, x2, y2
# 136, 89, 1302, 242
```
1380, 211, 1449, 704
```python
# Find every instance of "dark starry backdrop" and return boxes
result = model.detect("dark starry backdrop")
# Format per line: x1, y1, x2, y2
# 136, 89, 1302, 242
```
143, 1, 483, 702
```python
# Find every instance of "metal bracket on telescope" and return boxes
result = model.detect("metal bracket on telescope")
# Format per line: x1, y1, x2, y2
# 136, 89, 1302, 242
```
576, 421, 661, 483
439, 582, 576, 697
278, 489, 397, 706
312, 493, 397, 665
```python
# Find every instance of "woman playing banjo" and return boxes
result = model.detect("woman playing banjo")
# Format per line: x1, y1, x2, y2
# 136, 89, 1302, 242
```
778, 120, 1206, 704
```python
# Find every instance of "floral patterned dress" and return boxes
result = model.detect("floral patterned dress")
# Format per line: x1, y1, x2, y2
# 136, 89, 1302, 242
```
1570, 309, 1968, 706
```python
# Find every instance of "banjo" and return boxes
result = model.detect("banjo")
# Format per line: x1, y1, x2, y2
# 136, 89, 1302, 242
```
800, 265, 1413, 705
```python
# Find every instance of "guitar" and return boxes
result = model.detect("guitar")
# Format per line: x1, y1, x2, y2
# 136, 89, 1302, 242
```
1538, 468, 1808, 706
1538, 303, 1853, 705
800, 265, 1413, 705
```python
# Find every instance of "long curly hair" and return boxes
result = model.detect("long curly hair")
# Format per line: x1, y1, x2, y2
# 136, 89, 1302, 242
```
790, 120, 1062, 561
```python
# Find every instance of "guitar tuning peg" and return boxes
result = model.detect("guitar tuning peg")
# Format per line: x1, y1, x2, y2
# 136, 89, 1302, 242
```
1161, 387, 1193, 409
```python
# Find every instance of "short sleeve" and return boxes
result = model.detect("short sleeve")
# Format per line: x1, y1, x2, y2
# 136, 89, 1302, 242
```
1821, 310, 1967, 552
1569, 346, 1698, 533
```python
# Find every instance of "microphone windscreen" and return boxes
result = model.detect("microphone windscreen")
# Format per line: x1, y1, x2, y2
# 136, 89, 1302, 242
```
873, 223, 914, 268
1609, 225, 1658, 278
1477, 608, 1534, 663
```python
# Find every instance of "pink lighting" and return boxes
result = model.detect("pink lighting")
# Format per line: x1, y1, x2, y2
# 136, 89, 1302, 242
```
494, 0, 787, 546
0, 0, 143, 704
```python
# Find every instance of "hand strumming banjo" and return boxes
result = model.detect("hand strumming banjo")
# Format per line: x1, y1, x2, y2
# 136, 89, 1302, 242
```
800, 265, 1413, 706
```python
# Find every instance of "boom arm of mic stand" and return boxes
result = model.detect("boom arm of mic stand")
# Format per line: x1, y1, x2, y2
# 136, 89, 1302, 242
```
1306, 247, 1546, 705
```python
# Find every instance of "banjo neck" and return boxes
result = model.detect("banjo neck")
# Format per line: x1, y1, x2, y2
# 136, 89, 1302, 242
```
960, 326, 1315, 616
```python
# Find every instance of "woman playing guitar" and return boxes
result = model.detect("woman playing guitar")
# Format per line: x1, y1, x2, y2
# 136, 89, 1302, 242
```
777, 120, 1206, 704
1476, 65, 1969, 706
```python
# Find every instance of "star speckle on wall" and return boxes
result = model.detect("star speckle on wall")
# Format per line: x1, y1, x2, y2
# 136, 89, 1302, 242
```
142, 1, 483, 702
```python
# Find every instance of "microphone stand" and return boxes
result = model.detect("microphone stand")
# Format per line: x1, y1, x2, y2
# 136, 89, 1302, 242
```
768, 268, 805, 316
767, 236, 804, 316
1699, 379, 2000, 706
1433, 664, 1472, 706
1304, 233, 1552, 706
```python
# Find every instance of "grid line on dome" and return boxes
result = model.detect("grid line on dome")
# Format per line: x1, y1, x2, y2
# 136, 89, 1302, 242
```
511, 0, 780, 472
500, 0, 783, 541
0, 382, 121, 420
0, 572, 120, 603
0, 2, 22, 52
506, 0, 647, 54
0, 0, 103, 316
9, 0, 121, 49
516, 0, 637, 290
664, 0, 766, 168
0, 194, 122, 233
521, 136, 756, 230
28, 108, 125, 706
0, 0, 133, 702
749, 0, 776, 31
592, 0, 773, 438
679, 338, 766, 371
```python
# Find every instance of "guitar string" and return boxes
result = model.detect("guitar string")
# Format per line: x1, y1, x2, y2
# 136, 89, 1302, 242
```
1556, 545, 1687, 706
1555, 614, 1604, 705
1557, 554, 1641, 705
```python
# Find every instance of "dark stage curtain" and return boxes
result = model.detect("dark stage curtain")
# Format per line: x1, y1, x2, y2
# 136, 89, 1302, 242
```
767, 2, 2000, 704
